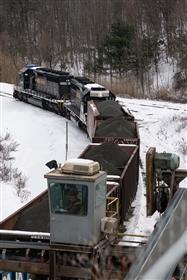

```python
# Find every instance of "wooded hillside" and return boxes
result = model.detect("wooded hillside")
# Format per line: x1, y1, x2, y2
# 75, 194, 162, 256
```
0, 0, 186, 99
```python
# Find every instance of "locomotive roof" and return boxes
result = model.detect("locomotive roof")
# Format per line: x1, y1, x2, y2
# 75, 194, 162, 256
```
84, 83, 107, 90
73, 76, 94, 85
36, 68, 70, 77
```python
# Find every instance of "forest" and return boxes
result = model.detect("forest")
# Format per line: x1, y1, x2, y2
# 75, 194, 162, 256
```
0, 0, 186, 99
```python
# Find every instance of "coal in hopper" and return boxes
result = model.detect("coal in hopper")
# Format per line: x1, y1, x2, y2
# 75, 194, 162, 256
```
95, 116, 137, 138
80, 143, 129, 175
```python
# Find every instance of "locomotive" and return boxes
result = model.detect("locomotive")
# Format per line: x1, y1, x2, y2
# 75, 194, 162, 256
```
14, 64, 116, 126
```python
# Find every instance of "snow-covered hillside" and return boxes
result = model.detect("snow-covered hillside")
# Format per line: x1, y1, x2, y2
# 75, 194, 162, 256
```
0, 83, 186, 236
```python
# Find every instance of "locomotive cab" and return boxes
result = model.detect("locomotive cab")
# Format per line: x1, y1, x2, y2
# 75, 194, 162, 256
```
81, 84, 115, 120
70, 77, 115, 124
45, 159, 107, 245
19, 65, 39, 90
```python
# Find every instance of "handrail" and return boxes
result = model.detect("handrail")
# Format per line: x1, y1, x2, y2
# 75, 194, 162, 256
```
106, 197, 119, 218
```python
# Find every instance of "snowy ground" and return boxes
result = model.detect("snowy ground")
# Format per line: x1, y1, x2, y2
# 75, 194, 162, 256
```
0, 83, 186, 238
118, 97, 187, 240
118, 97, 187, 170
0, 83, 89, 220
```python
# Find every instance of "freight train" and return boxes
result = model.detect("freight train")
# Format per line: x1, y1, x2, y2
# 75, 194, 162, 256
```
13, 64, 138, 141
0, 65, 141, 279
0, 65, 185, 279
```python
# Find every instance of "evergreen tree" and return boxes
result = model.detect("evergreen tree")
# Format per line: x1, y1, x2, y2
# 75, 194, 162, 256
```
100, 21, 135, 76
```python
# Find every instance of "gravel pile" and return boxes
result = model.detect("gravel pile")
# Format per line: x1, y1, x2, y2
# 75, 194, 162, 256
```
81, 143, 129, 175
14, 192, 50, 232
96, 100, 124, 118
95, 116, 136, 138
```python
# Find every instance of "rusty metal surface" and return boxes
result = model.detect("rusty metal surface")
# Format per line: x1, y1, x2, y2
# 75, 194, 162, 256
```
92, 121, 139, 146
0, 240, 139, 278
0, 190, 49, 232
92, 136, 139, 145
120, 146, 139, 222
164, 169, 187, 185
146, 147, 156, 216
0, 260, 49, 275
0, 260, 91, 278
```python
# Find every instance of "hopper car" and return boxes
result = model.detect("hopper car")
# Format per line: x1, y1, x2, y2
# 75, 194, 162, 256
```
87, 100, 139, 145
79, 143, 139, 222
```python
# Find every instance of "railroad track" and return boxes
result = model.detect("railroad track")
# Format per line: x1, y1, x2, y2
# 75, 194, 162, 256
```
119, 100, 187, 112
0, 91, 13, 98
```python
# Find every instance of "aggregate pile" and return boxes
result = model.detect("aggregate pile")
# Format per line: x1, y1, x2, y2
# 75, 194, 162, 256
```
96, 100, 125, 118
14, 192, 50, 232
81, 143, 129, 175
95, 116, 136, 138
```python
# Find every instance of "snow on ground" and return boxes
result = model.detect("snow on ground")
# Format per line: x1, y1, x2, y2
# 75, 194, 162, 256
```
0, 83, 89, 220
118, 97, 187, 170
151, 56, 176, 90
0, 83, 186, 239
117, 97, 187, 241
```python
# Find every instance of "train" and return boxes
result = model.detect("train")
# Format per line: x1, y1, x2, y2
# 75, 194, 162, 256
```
13, 64, 138, 142
13, 64, 140, 225
0, 65, 141, 279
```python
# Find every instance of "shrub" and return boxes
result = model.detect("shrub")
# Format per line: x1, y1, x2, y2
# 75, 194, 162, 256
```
0, 133, 30, 201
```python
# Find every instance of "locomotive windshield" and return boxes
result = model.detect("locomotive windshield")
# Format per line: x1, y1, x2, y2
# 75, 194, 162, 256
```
49, 182, 88, 216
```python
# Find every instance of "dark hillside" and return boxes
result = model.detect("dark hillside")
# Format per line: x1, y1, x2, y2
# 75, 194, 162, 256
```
0, 0, 186, 98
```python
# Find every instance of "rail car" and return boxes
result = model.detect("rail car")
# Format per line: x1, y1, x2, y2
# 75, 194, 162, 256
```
87, 100, 139, 145
79, 143, 139, 222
